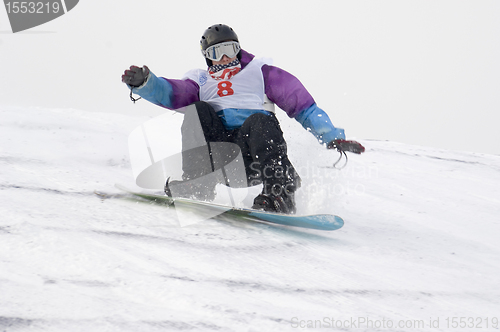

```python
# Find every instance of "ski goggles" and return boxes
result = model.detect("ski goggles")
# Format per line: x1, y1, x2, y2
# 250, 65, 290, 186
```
202, 41, 241, 61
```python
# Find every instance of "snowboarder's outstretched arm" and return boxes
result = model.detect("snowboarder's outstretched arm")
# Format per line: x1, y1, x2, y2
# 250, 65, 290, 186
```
121, 65, 199, 110
261, 64, 361, 152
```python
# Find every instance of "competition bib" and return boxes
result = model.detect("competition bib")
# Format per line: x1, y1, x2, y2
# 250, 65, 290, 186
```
184, 58, 267, 112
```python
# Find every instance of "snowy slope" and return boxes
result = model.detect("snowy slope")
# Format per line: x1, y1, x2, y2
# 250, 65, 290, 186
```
1, 106, 500, 332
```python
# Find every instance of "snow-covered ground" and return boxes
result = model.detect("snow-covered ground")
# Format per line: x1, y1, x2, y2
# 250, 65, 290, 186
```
1, 105, 499, 331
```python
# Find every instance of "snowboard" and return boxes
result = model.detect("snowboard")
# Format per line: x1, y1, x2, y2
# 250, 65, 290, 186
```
110, 184, 344, 231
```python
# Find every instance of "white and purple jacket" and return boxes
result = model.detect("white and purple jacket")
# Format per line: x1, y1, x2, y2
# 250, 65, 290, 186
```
131, 50, 345, 145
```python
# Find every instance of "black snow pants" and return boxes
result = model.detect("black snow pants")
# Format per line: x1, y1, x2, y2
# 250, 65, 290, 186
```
180, 101, 301, 193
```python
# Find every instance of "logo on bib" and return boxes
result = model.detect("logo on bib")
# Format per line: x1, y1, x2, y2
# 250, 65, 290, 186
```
199, 72, 208, 86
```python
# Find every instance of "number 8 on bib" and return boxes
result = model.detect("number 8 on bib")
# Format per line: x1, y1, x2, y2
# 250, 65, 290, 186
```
217, 81, 234, 97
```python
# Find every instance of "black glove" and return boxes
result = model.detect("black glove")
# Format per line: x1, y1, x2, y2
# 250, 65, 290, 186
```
327, 139, 365, 154
121, 65, 150, 87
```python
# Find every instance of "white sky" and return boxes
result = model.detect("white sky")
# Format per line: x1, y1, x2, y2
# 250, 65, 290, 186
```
1, 0, 499, 155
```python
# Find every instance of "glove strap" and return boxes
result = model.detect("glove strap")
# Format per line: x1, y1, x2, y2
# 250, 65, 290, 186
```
333, 150, 348, 169
129, 88, 142, 103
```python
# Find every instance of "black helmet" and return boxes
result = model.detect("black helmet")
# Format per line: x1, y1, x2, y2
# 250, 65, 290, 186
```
201, 24, 239, 50
200, 24, 240, 66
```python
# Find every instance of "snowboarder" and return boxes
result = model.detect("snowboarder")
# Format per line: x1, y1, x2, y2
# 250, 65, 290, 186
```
122, 24, 364, 214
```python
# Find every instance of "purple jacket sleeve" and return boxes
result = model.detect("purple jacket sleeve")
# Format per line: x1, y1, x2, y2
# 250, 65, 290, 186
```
261, 65, 315, 118
164, 78, 200, 109
132, 72, 199, 110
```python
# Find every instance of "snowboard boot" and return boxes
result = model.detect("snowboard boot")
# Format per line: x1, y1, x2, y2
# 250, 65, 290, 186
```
164, 177, 216, 201
252, 183, 297, 214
